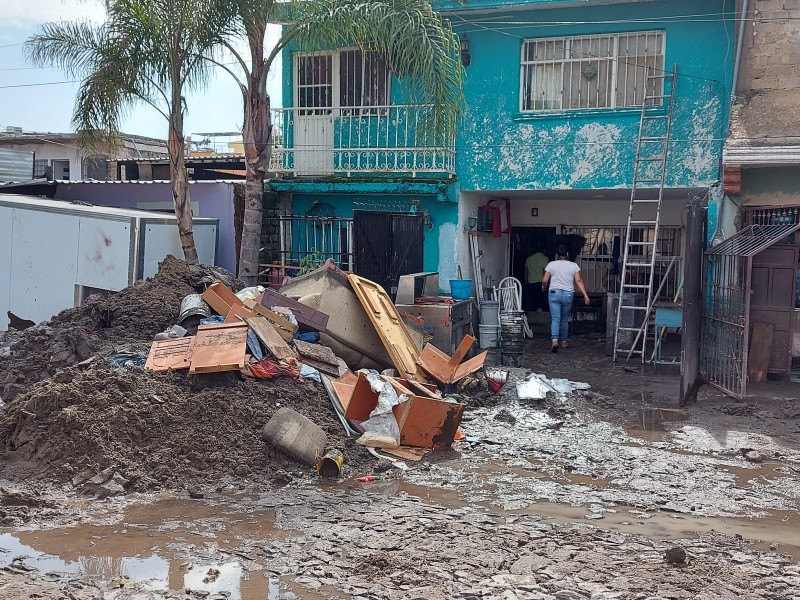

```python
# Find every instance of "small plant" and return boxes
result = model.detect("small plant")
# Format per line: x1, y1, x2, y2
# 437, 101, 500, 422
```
299, 250, 324, 275
61, 405, 79, 422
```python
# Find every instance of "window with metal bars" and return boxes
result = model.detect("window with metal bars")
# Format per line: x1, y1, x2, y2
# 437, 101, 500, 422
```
520, 31, 665, 112
296, 49, 390, 116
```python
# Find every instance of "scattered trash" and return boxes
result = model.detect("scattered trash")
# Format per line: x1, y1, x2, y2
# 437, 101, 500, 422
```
316, 449, 345, 477
356, 475, 384, 482
178, 293, 212, 327
367, 447, 410, 470
299, 364, 322, 383
247, 359, 302, 381
203, 568, 221, 583
743, 449, 763, 463
201, 281, 244, 317
486, 369, 509, 393
188, 322, 249, 374
261, 288, 329, 332
516, 373, 590, 399
153, 324, 187, 340
107, 351, 147, 371
356, 374, 406, 449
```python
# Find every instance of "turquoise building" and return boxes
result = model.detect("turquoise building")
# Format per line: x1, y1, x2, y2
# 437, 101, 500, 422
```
268, 0, 736, 295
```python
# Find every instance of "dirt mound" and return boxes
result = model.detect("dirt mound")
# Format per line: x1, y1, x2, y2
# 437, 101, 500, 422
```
0, 256, 241, 404
0, 361, 372, 491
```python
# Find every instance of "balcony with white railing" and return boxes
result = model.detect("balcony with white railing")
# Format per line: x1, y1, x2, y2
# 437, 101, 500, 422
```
268, 105, 455, 177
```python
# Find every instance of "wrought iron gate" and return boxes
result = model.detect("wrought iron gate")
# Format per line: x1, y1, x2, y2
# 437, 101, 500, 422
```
701, 223, 800, 398
353, 210, 424, 295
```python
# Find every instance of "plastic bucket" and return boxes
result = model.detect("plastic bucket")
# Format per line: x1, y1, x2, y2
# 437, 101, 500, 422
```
449, 279, 473, 300
479, 324, 500, 349
480, 300, 499, 326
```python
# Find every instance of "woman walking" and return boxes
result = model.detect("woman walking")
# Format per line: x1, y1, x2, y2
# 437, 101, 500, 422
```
541, 245, 590, 352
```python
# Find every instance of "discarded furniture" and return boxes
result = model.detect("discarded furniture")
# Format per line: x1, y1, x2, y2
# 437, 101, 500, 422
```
279, 263, 392, 369
416, 335, 487, 385
348, 274, 429, 382
342, 372, 464, 449
245, 316, 296, 361
201, 281, 244, 317
243, 299, 298, 342
188, 322, 249, 374
260, 287, 329, 332
495, 276, 533, 339
145, 337, 195, 371
395, 272, 440, 305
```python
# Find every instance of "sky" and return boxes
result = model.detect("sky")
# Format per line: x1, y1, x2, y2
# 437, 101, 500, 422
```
0, 0, 283, 142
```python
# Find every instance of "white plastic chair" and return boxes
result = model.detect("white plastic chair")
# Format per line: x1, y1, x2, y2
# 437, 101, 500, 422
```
495, 276, 534, 339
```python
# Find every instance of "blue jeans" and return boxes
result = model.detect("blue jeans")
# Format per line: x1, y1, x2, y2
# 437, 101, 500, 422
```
548, 289, 574, 341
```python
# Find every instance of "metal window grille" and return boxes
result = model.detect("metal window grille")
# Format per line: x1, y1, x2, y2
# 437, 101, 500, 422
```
521, 31, 665, 112
563, 224, 682, 299
296, 49, 390, 115
33, 159, 48, 178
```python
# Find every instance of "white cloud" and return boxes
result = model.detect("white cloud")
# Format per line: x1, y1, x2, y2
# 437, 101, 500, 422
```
0, 0, 105, 29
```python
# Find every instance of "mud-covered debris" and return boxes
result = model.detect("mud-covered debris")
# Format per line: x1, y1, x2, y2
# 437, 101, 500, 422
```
743, 450, 763, 463
203, 568, 221, 583
493, 408, 517, 425
664, 546, 687, 564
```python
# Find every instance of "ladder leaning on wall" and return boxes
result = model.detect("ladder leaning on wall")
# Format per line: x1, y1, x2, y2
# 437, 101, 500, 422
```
613, 64, 678, 364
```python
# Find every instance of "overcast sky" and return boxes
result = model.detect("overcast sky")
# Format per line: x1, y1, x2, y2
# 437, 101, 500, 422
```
0, 0, 282, 142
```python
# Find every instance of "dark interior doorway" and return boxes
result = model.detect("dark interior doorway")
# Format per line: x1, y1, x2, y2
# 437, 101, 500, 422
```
510, 227, 557, 311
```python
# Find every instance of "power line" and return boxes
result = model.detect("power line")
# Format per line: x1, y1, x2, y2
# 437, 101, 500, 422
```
0, 80, 78, 89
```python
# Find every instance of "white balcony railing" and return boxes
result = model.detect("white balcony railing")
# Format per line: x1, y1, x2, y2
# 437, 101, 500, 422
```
268, 105, 455, 176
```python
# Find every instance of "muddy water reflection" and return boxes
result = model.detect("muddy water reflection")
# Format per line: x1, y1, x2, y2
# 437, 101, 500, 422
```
628, 407, 689, 442
0, 498, 285, 599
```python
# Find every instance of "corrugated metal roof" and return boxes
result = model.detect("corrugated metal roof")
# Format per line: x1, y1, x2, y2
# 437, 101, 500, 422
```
0, 148, 34, 182
707, 223, 800, 257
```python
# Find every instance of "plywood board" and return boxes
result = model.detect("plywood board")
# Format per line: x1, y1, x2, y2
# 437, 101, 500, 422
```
748, 322, 775, 384
201, 281, 243, 316
299, 356, 346, 377
243, 299, 297, 342
348, 274, 429, 382
189, 322, 248, 374
145, 337, 195, 371
244, 316, 295, 361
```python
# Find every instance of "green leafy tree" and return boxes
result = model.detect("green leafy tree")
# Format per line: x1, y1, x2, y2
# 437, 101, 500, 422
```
26, 0, 233, 264
215, 0, 463, 284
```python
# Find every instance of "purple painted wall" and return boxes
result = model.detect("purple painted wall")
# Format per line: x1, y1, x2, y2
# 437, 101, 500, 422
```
55, 181, 238, 272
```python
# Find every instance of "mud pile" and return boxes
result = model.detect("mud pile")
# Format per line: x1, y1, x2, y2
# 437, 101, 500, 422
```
0, 257, 240, 403
0, 360, 371, 491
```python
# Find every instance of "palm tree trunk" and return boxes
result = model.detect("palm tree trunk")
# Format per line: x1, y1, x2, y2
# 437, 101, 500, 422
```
169, 83, 198, 264
238, 49, 271, 285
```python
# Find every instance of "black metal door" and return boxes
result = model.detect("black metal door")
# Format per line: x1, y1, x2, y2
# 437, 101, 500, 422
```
353, 210, 424, 295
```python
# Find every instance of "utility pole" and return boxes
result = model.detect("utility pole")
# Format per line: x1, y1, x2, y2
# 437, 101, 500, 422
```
679, 196, 705, 406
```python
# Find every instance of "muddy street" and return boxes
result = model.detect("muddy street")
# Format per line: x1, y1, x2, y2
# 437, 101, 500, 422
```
1, 339, 799, 599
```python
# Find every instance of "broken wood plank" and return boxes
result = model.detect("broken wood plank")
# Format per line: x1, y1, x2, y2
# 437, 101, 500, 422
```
299, 356, 346, 377
201, 281, 243, 316
243, 299, 297, 342
748, 322, 775, 384
189, 322, 248, 374
244, 316, 295, 361
225, 304, 255, 324
145, 337, 195, 372
261, 288, 329, 332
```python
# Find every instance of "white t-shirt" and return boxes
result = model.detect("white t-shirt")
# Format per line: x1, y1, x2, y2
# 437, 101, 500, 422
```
545, 260, 580, 292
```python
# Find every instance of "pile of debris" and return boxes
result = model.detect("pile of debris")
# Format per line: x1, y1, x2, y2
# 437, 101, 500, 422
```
0, 256, 497, 493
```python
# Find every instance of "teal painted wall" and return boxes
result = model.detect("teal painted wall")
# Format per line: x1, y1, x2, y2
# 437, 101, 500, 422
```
290, 193, 460, 283
447, 0, 735, 191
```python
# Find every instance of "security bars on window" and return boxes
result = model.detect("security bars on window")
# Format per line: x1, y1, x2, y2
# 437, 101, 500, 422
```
520, 31, 665, 112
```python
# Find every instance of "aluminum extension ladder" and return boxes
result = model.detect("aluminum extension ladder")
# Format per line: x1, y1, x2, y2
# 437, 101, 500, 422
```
613, 64, 678, 363
469, 231, 486, 302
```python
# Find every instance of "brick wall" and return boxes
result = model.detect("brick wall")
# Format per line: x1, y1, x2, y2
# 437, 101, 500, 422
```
729, 0, 800, 143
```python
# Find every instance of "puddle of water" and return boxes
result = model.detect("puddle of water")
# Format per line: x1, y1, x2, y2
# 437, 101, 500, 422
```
628, 407, 689, 442
0, 498, 289, 600
387, 479, 800, 560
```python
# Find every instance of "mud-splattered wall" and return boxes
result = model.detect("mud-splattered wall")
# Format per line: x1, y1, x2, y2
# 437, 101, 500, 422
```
447, 0, 735, 192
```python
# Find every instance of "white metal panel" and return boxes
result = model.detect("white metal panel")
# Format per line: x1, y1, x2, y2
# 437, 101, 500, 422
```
9, 207, 80, 326
76, 217, 134, 291
141, 221, 218, 278
0, 206, 13, 330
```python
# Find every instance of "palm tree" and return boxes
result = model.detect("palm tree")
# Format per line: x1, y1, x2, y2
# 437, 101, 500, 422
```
213, 0, 463, 285
26, 0, 232, 264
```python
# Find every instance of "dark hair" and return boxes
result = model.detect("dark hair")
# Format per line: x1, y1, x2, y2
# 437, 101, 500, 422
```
556, 244, 569, 259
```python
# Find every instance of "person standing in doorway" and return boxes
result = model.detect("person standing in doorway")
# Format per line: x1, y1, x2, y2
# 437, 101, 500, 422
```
541, 245, 590, 352
524, 241, 549, 311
